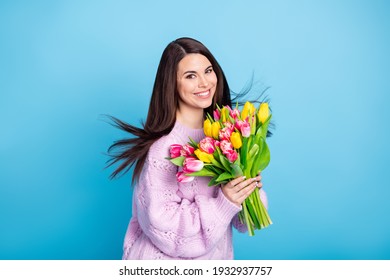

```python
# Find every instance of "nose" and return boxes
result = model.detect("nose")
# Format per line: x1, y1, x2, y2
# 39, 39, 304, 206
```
198, 75, 209, 88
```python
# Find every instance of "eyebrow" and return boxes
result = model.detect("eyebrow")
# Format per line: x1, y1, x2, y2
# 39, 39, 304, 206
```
182, 65, 213, 76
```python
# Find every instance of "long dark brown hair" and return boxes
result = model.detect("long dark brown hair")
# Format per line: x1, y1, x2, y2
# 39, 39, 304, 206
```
107, 37, 232, 184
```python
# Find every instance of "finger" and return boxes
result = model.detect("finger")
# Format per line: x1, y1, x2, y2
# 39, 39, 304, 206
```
227, 176, 246, 189
233, 178, 253, 191
236, 181, 258, 203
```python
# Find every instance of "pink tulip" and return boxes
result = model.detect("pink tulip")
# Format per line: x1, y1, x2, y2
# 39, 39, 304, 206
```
199, 137, 216, 154
225, 150, 238, 163
230, 108, 240, 120
180, 144, 195, 157
235, 120, 251, 138
170, 144, 182, 158
213, 109, 221, 121
219, 126, 233, 141
176, 171, 194, 183
183, 157, 204, 173
220, 140, 234, 154
223, 121, 234, 130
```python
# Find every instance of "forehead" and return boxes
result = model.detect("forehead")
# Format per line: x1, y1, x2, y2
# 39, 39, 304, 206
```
177, 54, 212, 74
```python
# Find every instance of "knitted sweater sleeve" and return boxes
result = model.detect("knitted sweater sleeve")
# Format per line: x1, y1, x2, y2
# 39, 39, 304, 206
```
135, 155, 241, 258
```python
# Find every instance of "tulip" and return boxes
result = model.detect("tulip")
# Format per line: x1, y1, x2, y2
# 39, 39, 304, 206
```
219, 140, 234, 154
241, 101, 256, 120
219, 126, 233, 141
203, 119, 212, 137
223, 121, 234, 130
176, 171, 194, 183
250, 103, 256, 114
211, 122, 221, 139
230, 108, 240, 120
180, 144, 195, 157
183, 157, 204, 173
213, 109, 221, 121
194, 149, 214, 163
199, 137, 216, 154
170, 144, 182, 158
235, 120, 251, 138
230, 132, 242, 149
241, 101, 251, 120
225, 150, 238, 163
258, 102, 270, 124
220, 107, 230, 122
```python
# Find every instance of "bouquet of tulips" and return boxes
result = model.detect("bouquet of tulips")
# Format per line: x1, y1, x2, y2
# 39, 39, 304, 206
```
168, 101, 272, 236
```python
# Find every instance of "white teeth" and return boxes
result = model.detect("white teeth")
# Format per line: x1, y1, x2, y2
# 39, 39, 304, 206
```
195, 91, 209, 97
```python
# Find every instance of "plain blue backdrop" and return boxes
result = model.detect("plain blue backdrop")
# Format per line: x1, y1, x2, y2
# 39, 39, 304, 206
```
1, 0, 389, 260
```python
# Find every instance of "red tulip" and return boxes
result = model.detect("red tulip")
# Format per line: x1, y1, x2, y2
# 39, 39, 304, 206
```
180, 144, 195, 157
170, 144, 182, 158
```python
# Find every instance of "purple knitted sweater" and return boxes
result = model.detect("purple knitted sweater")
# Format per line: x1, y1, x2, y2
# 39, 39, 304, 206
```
122, 121, 268, 260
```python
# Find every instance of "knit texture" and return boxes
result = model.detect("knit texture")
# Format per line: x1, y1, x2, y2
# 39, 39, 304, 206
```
122, 121, 268, 260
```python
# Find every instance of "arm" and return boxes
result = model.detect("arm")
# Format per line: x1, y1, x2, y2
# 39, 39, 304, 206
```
135, 156, 241, 258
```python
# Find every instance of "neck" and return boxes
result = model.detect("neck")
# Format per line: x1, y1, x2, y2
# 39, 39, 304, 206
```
176, 107, 204, 129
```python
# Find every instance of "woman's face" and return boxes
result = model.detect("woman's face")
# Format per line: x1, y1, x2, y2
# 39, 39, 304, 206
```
176, 53, 217, 114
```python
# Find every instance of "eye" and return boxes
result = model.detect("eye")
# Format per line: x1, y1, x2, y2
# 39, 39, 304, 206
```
185, 74, 196, 79
205, 67, 213, 74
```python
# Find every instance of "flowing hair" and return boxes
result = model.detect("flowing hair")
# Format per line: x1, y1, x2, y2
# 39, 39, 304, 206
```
106, 37, 232, 184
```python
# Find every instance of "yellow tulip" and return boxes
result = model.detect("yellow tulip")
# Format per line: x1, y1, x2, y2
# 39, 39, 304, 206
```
220, 107, 230, 122
194, 149, 214, 163
211, 122, 221, 139
250, 102, 256, 115
241, 101, 255, 120
203, 119, 212, 137
230, 132, 242, 149
258, 103, 270, 124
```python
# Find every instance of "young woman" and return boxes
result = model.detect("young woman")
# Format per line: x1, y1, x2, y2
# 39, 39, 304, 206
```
108, 37, 268, 259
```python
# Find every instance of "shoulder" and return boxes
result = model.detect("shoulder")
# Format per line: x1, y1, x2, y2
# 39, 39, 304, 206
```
148, 132, 179, 160
144, 132, 181, 176
148, 121, 202, 160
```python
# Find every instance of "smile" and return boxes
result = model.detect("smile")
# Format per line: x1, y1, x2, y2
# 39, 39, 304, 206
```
194, 90, 210, 97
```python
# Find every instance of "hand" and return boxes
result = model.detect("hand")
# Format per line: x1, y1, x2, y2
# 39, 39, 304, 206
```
221, 174, 262, 207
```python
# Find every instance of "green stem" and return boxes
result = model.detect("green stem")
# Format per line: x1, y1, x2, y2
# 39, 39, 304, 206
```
242, 200, 254, 236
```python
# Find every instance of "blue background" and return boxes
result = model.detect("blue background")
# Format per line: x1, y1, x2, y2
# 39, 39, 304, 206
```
1, 0, 389, 260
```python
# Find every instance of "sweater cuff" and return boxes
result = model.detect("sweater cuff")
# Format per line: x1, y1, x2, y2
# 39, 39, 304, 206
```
214, 188, 242, 224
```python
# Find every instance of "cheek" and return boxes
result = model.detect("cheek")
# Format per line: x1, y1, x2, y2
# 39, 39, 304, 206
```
177, 79, 195, 98
210, 73, 218, 86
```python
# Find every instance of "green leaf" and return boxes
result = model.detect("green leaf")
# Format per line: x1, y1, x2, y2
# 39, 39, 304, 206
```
188, 137, 199, 148
231, 163, 243, 178
249, 144, 259, 158
187, 168, 217, 177
211, 158, 224, 170
241, 137, 249, 170
169, 156, 185, 166
219, 154, 232, 172
251, 137, 271, 176
207, 177, 219, 187
216, 172, 234, 182
257, 139, 271, 171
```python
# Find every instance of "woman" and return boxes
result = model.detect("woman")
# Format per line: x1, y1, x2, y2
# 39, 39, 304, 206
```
108, 37, 268, 259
